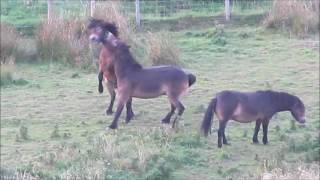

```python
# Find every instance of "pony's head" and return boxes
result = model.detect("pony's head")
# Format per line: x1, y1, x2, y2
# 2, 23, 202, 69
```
290, 96, 306, 124
87, 18, 119, 43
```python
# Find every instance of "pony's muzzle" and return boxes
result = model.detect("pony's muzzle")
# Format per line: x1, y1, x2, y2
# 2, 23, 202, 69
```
299, 117, 306, 124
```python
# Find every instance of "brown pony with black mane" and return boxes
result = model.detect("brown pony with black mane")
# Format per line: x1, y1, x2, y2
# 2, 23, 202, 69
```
201, 90, 306, 148
88, 19, 134, 122
88, 19, 196, 130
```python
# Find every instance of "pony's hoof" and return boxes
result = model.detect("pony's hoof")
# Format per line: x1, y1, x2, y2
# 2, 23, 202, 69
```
108, 124, 117, 130
125, 113, 134, 123
125, 119, 131, 124
263, 141, 268, 145
106, 110, 113, 115
253, 140, 259, 144
161, 119, 170, 124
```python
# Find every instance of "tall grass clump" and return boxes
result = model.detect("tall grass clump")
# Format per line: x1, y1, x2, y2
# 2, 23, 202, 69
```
0, 23, 18, 63
36, 17, 92, 69
264, 0, 319, 37
146, 32, 180, 66
0, 63, 15, 86
92, 1, 147, 61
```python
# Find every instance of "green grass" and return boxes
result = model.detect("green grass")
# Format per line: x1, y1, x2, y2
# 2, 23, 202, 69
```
1, 24, 319, 179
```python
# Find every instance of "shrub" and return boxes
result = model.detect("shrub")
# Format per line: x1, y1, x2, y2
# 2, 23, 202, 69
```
145, 32, 180, 66
0, 23, 18, 63
264, 0, 319, 37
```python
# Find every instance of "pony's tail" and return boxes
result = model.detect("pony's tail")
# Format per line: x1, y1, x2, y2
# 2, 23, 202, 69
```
201, 98, 217, 137
188, 73, 196, 87
98, 71, 104, 93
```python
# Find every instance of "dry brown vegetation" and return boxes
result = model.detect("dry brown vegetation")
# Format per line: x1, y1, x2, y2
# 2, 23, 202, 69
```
35, 17, 92, 69
264, 0, 319, 37
262, 163, 319, 180
0, 23, 18, 64
145, 32, 180, 66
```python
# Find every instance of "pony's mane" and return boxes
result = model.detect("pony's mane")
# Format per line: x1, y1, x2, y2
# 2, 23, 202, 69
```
256, 90, 300, 106
88, 18, 119, 37
115, 41, 142, 69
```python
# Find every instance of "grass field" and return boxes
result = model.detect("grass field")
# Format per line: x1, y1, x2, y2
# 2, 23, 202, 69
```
1, 21, 319, 179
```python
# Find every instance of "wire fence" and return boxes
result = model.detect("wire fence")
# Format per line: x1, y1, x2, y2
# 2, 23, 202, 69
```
1, 0, 275, 35
2, 0, 274, 20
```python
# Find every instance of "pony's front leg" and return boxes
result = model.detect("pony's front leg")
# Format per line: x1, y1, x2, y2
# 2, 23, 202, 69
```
106, 81, 116, 115
98, 71, 104, 93
108, 94, 129, 130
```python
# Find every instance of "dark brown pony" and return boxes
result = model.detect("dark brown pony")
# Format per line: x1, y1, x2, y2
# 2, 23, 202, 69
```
201, 90, 306, 148
88, 19, 134, 122
88, 19, 196, 130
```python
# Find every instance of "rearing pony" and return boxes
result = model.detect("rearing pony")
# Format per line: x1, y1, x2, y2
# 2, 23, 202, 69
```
201, 90, 306, 148
88, 19, 196, 130
88, 19, 134, 122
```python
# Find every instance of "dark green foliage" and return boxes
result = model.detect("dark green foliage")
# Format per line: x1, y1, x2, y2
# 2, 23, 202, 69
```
16, 125, 30, 141
50, 125, 61, 139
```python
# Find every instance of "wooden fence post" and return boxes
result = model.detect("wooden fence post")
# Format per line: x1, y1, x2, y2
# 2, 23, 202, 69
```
90, 0, 95, 17
135, 0, 141, 28
47, 0, 53, 23
225, 0, 231, 21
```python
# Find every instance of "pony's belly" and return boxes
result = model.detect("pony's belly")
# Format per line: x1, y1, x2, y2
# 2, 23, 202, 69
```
131, 83, 167, 99
231, 115, 258, 123
131, 89, 165, 99
231, 104, 260, 123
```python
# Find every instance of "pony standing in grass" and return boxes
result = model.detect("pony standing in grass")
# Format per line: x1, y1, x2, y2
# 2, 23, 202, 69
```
88, 19, 134, 122
201, 90, 306, 148
87, 19, 196, 130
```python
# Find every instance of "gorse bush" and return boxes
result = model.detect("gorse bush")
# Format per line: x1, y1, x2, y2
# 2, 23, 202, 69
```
36, 17, 92, 69
264, 0, 319, 37
0, 23, 18, 64
146, 32, 180, 66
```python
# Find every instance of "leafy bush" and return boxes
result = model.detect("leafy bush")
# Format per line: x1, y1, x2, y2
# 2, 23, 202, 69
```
264, 0, 319, 37
146, 32, 180, 66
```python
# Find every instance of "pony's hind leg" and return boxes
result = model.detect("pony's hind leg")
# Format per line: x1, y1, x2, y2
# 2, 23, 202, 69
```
262, 120, 270, 145
171, 100, 185, 129
125, 97, 134, 124
161, 103, 176, 124
218, 120, 228, 148
106, 81, 116, 115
